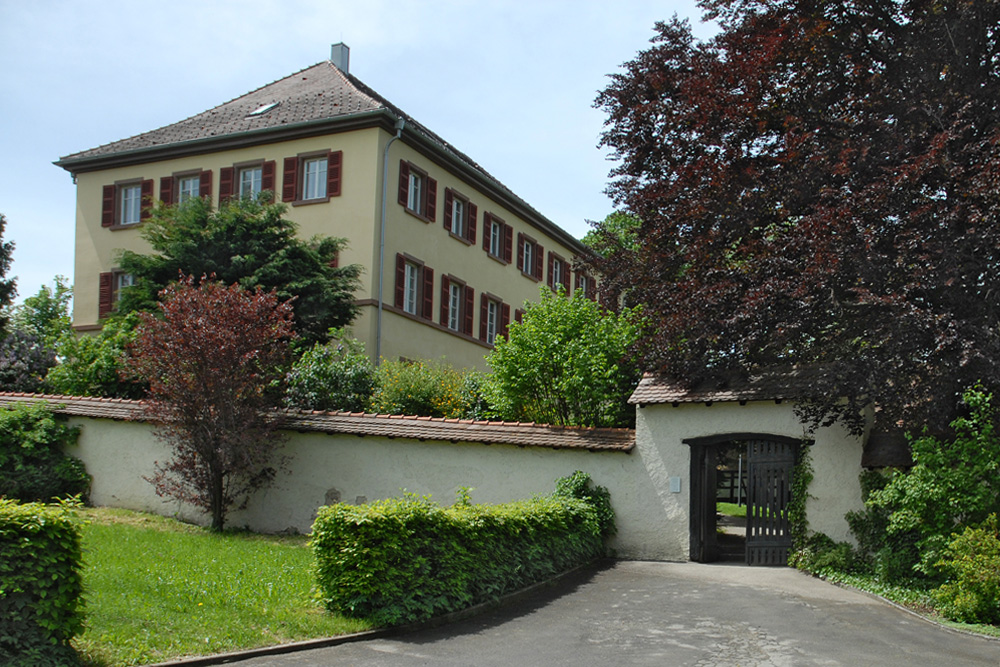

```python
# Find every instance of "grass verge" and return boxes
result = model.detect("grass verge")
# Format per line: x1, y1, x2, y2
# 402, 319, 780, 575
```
73, 507, 372, 666
812, 568, 1000, 639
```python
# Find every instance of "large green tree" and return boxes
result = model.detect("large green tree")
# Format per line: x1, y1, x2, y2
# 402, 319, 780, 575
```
8, 276, 72, 346
117, 196, 361, 346
486, 288, 643, 428
593, 1, 1000, 433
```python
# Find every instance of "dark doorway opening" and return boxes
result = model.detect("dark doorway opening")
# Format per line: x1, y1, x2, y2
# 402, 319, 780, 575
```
686, 434, 804, 566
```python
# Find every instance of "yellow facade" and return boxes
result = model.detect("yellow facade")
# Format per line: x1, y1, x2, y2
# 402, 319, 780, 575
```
62, 59, 591, 371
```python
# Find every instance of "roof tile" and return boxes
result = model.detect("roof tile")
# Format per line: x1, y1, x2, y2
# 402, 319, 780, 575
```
0, 393, 634, 453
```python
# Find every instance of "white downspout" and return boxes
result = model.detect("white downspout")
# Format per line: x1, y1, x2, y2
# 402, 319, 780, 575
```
376, 116, 405, 365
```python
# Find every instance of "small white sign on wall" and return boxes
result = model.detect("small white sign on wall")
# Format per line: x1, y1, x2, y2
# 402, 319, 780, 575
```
669, 477, 681, 493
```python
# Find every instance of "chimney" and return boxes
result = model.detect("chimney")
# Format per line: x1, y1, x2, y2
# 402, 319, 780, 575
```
330, 43, 350, 74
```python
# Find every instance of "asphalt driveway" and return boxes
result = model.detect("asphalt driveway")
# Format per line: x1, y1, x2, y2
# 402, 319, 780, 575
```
223, 560, 1000, 666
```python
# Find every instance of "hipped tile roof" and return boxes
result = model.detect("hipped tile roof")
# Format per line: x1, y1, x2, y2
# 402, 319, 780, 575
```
55, 59, 586, 253
0, 393, 633, 453
58, 62, 385, 162
629, 366, 827, 405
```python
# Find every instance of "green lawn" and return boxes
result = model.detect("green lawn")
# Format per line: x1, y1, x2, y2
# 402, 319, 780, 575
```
716, 502, 746, 518
74, 508, 372, 666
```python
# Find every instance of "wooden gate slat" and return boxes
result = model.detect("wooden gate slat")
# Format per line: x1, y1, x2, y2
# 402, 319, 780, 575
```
745, 439, 796, 566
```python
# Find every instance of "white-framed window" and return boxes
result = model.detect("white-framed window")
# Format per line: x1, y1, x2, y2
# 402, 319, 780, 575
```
451, 197, 465, 238
120, 184, 142, 225
517, 232, 542, 280
485, 299, 499, 345
576, 273, 596, 300
522, 240, 534, 273
302, 157, 328, 200
489, 219, 503, 258
239, 166, 262, 198
448, 282, 462, 331
549, 253, 569, 293
407, 171, 423, 212
177, 175, 199, 203
403, 261, 419, 315
113, 271, 135, 307
399, 161, 436, 221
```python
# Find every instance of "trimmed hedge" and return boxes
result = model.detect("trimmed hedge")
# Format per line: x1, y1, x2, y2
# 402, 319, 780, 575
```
0, 498, 84, 666
311, 473, 612, 626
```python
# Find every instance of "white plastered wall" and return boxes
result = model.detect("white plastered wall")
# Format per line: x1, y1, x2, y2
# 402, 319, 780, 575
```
634, 400, 866, 559
65, 399, 865, 562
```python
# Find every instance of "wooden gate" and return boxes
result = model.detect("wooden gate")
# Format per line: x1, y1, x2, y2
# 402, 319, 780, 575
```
745, 439, 796, 566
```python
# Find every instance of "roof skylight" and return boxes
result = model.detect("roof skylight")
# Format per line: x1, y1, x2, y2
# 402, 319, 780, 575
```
247, 101, 280, 117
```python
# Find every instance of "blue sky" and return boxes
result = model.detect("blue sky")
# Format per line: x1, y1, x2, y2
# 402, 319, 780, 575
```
0, 0, 714, 305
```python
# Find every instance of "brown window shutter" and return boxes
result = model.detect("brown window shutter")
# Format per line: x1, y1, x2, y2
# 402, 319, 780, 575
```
535, 244, 544, 280
500, 304, 511, 339
199, 170, 213, 200
516, 233, 525, 271
515, 308, 524, 324
328, 151, 342, 197
425, 177, 437, 221
547, 253, 555, 288
463, 286, 475, 335
575, 272, 582, 292
101, 185, 115, 227
219, 167, 234, 201
398, 160, 410, 206
159, 176, 174, 204
140, 179, 154, 220
589, 279, 597, 300
282, 157, 298, 202
562, 268, 570, 292
479, 294, 488, 341
440, 275, 450, 324
443, 189, 453, 232
98, 272, 113, 318
394, 254, 405, 309
467, 203, 477, 244
504, 224, 513, 263
262, 160, 276, 192
421, 266, 434, 320
482, 213, 491, 251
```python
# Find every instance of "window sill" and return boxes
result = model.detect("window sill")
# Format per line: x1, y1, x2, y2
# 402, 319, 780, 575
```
291, 196, 331, 207
520, 270, 540, 282
449, 232, 474, 246
108, 222, 143, 231
487, 253, 509, 266
403, 207, 433, 224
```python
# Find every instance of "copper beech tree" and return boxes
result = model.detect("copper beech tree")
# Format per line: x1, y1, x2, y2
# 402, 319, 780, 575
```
128, 276, 295, 531
592, 1, 1000, 434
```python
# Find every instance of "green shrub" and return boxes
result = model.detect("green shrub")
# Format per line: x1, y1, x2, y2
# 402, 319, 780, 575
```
554, 470, 616, 539
855, 386, 1000, 579
0, 498, 84, 666
370, 359, 466, 418
46, 313, 146, 399
789, 533, 857, 574
933, 514, 1000, 624
311, 474, 611, 626
285, 331, 375, 412
0, 403, 88, 503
